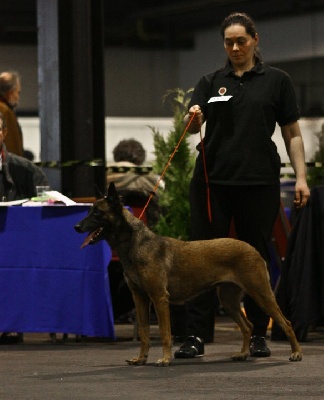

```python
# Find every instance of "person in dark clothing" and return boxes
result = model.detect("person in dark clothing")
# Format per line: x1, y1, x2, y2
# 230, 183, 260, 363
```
174, 12, 310, 359
0, 111, 48, 343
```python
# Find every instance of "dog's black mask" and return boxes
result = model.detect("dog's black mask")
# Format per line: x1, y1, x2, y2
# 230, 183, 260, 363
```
74, 183, 123, 247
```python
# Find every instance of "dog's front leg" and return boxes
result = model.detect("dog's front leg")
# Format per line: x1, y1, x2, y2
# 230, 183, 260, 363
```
152, 295, 172, 367
125, 290, 151, 366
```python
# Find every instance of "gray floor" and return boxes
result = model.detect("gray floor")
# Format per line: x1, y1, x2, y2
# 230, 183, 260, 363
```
1, 317, 323, 400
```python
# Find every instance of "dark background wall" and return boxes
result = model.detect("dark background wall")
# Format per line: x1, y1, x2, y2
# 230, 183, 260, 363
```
1, 12, 324, 118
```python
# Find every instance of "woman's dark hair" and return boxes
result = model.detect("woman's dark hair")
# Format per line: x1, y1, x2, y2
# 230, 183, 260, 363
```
221, 12, 262, 61
113, 138, 146, 165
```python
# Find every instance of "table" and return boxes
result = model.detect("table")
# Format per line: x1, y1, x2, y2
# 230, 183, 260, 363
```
0, 205, 115, 339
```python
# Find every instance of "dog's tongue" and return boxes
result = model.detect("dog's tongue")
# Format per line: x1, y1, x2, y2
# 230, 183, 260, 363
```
80, 227, 103, 249
80, 232, 95, 249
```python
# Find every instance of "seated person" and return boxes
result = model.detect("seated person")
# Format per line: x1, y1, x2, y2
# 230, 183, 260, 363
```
107, 138, 162, 228
0, 111, 48, 343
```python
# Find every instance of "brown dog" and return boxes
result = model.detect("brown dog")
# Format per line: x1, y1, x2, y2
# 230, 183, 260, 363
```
74, 183, 302, 366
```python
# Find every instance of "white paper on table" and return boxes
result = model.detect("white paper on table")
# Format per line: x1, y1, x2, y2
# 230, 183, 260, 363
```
22, 191, 78, 206
0, 199, 29, 206
45, 191, 77, 205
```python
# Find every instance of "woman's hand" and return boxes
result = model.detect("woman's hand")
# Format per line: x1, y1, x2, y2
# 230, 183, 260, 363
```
184, 105, 205, 133
294, 179, 310, 208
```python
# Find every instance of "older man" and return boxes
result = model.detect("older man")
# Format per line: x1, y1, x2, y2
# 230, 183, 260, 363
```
0, 112, 47, 202
0, 71, 23, 156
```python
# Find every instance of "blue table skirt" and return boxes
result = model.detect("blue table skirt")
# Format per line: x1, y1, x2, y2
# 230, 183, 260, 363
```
0, 206, 115, 338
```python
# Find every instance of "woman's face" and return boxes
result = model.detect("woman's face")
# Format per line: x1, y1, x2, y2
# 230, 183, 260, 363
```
223, 24, 258, 69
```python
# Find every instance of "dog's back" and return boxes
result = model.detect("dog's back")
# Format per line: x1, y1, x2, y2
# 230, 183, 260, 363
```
159, 236, 268, 304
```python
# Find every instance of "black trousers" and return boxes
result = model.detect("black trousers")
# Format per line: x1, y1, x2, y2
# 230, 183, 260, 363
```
182, 179, 280, 341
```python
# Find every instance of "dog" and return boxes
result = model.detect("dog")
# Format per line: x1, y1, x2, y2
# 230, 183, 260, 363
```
74, 183, 302, 366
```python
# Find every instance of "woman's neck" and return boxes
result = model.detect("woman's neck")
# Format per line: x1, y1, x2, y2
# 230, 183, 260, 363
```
233, 59, 255, 77
234, 65, 254, 77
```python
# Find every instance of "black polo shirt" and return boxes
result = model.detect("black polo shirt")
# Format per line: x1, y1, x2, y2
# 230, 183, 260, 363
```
189, 62, 300, 185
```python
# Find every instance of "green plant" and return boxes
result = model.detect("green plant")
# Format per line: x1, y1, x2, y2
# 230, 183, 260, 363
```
307, 123, 324, 188
150, 88, 195, 240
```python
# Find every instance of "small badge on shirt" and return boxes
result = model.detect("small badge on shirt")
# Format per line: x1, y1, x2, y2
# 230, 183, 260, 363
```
218, 87, 227, 96
207, 87, 232, 103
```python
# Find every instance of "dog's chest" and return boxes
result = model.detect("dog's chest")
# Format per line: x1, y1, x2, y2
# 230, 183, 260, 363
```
123, 265, 140, 285
122, 258, 166, 290
121, 258, 148, 287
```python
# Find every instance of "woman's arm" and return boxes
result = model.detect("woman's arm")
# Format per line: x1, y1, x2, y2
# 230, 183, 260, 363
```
281, 121, 310, 208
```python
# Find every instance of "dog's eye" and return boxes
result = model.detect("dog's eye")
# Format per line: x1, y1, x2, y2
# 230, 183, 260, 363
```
92, 209, 101, 217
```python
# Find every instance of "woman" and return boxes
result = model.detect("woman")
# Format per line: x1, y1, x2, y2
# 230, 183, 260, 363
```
174, 12, 310, 359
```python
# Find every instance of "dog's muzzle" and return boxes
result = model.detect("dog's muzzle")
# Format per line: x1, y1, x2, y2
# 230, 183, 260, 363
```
74, 223, 84, 233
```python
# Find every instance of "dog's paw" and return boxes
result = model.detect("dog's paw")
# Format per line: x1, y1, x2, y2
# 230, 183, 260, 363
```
125, 357, 147, 366
289, 352, 302, 362
155, 358, 171, 367
231, 352, 248, 361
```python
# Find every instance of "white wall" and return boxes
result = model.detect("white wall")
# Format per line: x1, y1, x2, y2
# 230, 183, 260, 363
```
21, 117, 323, 167
21, 117, 174, 163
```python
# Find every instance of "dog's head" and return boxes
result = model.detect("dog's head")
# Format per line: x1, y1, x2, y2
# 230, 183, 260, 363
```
74, 182, 124, 248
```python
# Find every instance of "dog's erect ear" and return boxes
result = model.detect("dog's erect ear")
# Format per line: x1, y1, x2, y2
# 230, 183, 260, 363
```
106, 182, 122, 209
107, 182, 118, 199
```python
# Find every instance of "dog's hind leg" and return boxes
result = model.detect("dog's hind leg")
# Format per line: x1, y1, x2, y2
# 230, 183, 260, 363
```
231, 254, 302, 362
125, 289, 151, 366
217, 282, 253, 361
246, 286, 302, 361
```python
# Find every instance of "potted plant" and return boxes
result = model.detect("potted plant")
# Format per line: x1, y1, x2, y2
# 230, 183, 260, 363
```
150, 88, 195, 240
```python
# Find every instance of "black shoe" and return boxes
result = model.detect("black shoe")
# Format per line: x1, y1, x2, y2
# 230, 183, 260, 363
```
174, 336, 204, 358
0, 332, 23, 344
249, 336, 271, 357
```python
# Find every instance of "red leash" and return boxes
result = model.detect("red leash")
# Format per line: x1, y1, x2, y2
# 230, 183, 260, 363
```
139, 111, 212, 223
199, 126, 212, 222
